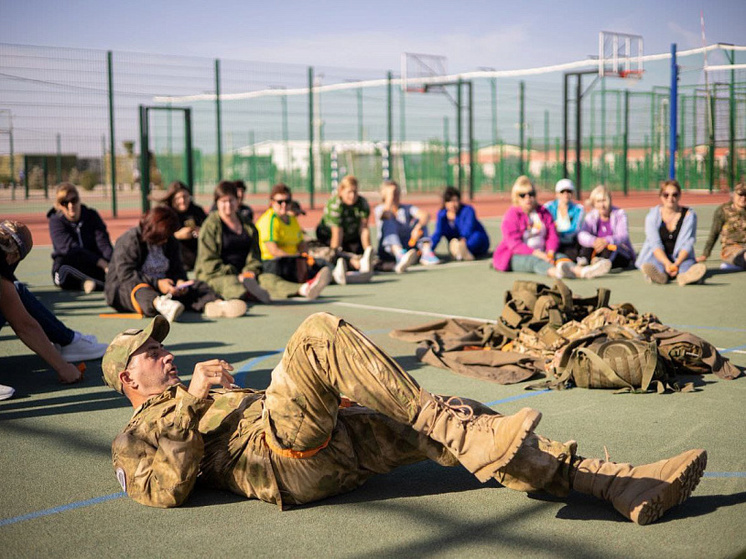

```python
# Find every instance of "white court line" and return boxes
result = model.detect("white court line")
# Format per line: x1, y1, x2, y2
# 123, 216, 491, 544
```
330, 301, 746, 356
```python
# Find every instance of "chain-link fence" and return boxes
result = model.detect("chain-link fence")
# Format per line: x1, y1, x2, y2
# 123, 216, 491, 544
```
1, 42, 744, 216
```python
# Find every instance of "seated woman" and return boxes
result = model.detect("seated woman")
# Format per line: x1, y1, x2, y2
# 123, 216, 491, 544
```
492, 176, 611, 279
315, 175, 374, 284
156, 181, 207, 271
697, 183, 746, 270
105, 206, 246, 322
1, 220, 108, 399
47, 183, 113, 293
543, 179, 584, 262
430, 186, 490, 261
635, 180, 706, 286
578, 185, 636, 269
374, 180, 440, 273
198, 182, 330, 302
209, 180, 254, 223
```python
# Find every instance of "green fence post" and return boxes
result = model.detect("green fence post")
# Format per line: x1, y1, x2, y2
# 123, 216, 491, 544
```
107, 51, 117, 216
357, 87, 363, 142
250, 131, 257, 194
491, 77, 498, 191
601, 77, 606, 183
308, 67, 315, 207
43, 156, 48, 198
468, 81, 474, 199
519, 80, 525, 175
386, 71, 393, 181
708, 89, 716, 193
680, 95, 687, 187
456, 79, 463, 188
623, 90, 629, 196
727, 48, 736, 190
443, 116, 451, 185
543, 110, 549, 188
215, 59, 222, 183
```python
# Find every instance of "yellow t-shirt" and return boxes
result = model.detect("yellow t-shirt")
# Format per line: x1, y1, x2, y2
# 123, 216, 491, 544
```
255, 208, 303, 261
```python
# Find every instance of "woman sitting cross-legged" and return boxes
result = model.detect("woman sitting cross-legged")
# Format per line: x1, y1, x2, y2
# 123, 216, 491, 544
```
577, 185, 636, 270
430, 185, 490, 261
635, 179, 706, 286
543, 178, 584, 262
374, 180, 440, 273
47, 182, 113, 293
105, 206, 246, 322
492, 176, 611, 279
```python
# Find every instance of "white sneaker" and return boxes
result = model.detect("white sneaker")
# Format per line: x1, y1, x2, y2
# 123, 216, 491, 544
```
395, 248, 419, 274
59, 331, 108, 361
555, 260, 575, 279
204, 299, 247, 318
0, 384, 15, 401
359, 246, 374, 273
299, 267, 332, 300
83, 279, 97, 294
333, 259, 347, 285
580, 258, 612, 279
153, 294, 185, 323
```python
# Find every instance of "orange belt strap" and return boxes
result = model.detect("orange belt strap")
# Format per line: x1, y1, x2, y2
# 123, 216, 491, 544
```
263, 434, 331, 459
99, 283, 150, 319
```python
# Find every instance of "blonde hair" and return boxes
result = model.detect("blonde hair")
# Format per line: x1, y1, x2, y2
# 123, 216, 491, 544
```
55, 182, 79, 208
0, 220, 33, 262
589, 184, 611, 206
511, 175, 535, 205
339, 175, 358, 192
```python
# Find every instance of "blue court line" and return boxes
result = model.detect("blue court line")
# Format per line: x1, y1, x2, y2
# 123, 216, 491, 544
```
485, 389, 552, 407
719, 343, 746, 354
232, 350, 284, 387
0, 492, 125, 527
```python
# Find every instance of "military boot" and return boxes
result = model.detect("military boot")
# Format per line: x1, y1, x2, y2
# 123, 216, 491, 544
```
571, 448, 706, 525
411, 392, 542, 482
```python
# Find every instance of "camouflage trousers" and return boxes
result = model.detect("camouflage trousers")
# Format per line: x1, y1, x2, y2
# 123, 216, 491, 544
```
203, 272, 300, 301
264, 312, 577, 504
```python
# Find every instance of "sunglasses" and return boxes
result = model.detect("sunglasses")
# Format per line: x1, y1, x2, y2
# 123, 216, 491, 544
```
61, 197, 80, 206
273, 198, 291, 205
559, 189, 573, 195
518, 191, 537, 199
735, 190, 746, 197
661, 192, 680, 199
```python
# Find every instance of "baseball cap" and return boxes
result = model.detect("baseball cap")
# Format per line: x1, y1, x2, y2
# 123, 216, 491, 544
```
102, 316, 170, 393
735, 184, 746, 195
555, 179, 575, 193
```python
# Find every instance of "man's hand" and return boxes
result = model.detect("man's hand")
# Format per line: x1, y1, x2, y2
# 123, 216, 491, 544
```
593, 237, 608, 252
188, 359, 235, 400
157, 278, 176, 295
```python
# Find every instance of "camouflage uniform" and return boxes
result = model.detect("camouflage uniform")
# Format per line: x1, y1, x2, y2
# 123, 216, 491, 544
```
111, 312, 576, 509
701, 201, 746, 265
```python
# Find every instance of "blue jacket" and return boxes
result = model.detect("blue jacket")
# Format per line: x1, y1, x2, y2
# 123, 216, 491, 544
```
635, 205, 698, 269
543, 199, 584, 245
430, 204, 489, 250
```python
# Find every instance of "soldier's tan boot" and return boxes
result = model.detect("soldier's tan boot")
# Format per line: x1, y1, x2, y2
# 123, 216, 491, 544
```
412, 392, 542, 482
572, 448, 707, 525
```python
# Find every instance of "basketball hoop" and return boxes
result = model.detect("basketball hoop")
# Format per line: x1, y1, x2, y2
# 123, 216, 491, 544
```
618, 69, 644, 80
599, 31, 644, 79
401, 53, 448, 94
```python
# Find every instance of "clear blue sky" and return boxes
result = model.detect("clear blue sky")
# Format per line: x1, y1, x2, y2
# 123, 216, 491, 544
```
3, 0, 745, 71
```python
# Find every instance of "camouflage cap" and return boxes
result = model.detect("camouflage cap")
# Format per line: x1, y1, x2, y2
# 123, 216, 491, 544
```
102, 316, 170, 393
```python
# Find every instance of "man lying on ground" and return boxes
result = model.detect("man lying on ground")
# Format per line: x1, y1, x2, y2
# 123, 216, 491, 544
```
102, 313, 706, 525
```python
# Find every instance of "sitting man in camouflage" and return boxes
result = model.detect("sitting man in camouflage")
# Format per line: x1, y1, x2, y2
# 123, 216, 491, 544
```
102, 312, 706, 525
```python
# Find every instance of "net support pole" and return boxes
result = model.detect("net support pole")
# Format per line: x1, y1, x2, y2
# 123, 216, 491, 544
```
56, 133, 62, 184
308, 67, 315, 208
519, 80, 525, 175
139, 106, 150, 212
215, 59, 223, 182
669, 43, 678, 180
107, 51, 117, 216
622, 89, 629, 196
708, 90, 715, 193
9, 114, 14, 200
185, 108, 194, 189
491, 77, 498, 191
468, 80, 474, 200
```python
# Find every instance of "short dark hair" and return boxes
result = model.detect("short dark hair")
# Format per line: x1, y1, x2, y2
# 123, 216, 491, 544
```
234, 180, 247, 193
442, 186, 461, 204
140, 206, 179, 245
270, 183, 292, 200
214, 180, 238, 202
159, 181, 191, 209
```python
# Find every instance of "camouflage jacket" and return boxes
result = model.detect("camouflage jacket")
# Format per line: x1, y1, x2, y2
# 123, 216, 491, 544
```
702, 202, 746, 259
112, 384, 448, 509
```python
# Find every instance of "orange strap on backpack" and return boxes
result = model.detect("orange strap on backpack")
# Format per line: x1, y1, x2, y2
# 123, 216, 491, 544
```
99, 283, 150, 319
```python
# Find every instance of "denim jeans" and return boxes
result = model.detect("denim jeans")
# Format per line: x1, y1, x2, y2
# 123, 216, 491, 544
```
0, 281, 74, 345
509, 254, 567, 276
378, 219, 429, 261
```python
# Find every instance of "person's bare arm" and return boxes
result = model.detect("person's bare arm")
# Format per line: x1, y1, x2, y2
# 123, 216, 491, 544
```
0, 279, 82, 383
330, 226, 343, 251
263, 240, 291, 258
360, 218, 371, 249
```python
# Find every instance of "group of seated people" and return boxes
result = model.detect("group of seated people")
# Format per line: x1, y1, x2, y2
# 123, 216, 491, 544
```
494, 175, 746, 286
1, 174, 743, 401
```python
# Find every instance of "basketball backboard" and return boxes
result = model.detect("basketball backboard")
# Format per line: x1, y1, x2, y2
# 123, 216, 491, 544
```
598, 31, 644, 79
401, 53, 448, 93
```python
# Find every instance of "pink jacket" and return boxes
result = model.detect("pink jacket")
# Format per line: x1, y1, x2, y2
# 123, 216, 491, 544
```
492, 205, 559, 271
